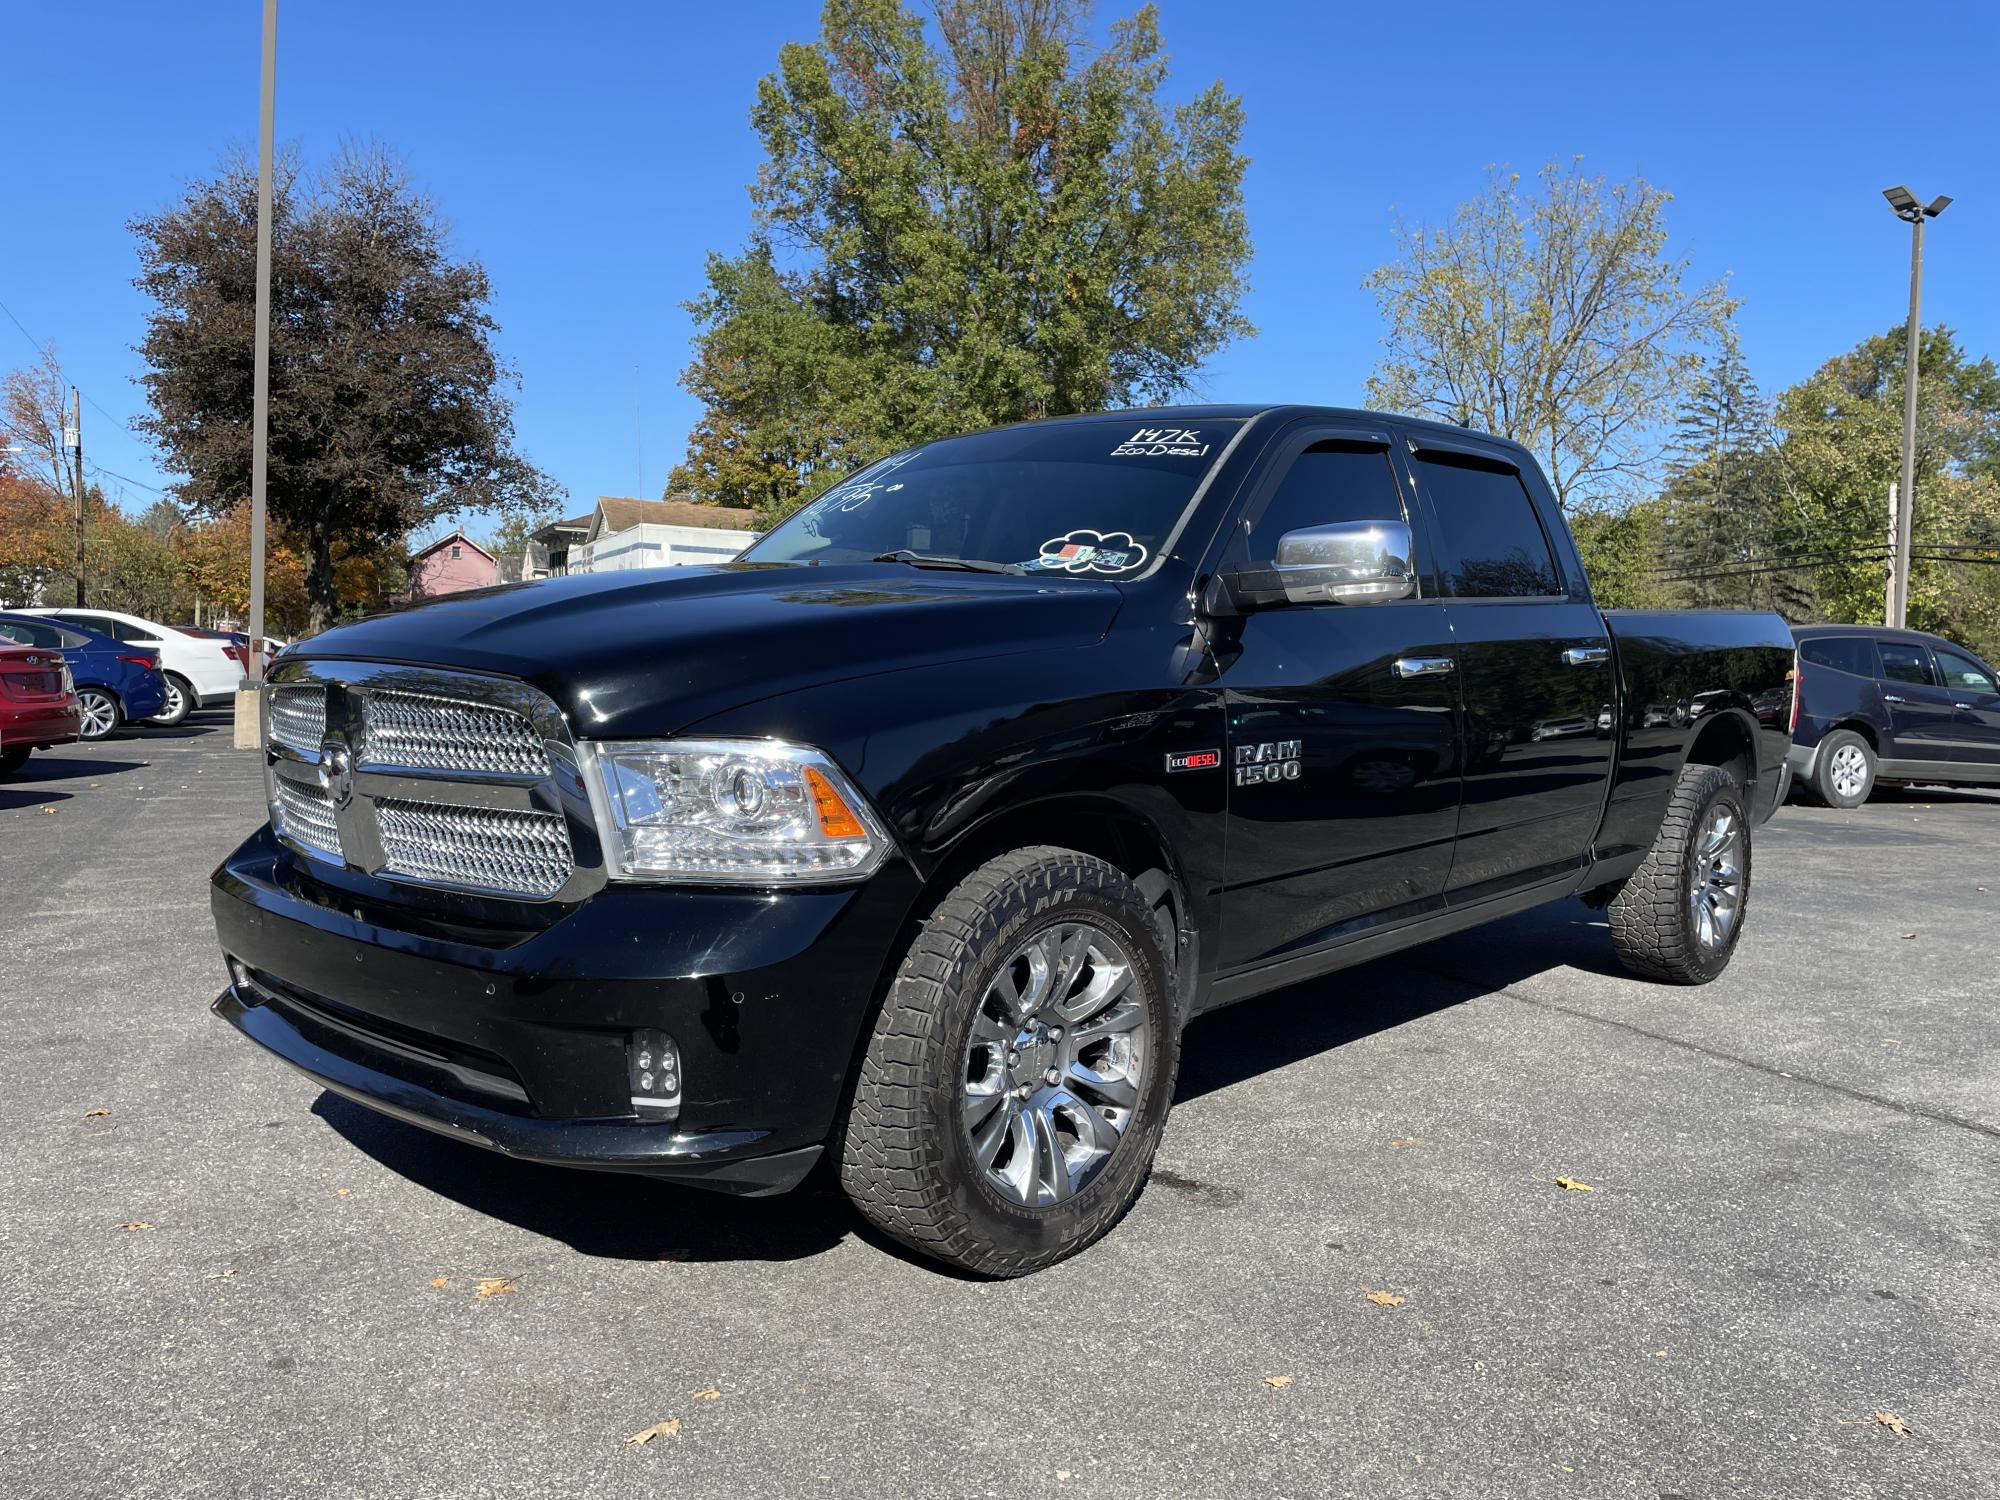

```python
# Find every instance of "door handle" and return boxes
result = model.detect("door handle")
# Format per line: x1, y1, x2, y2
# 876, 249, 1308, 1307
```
1392, 656, 1455, 679
1882, 693, 1905, 703
1562, 645, 1610, 667
1955, 701, 1975, 711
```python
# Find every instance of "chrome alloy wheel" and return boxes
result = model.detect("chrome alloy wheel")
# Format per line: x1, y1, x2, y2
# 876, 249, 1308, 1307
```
963, 922, 1150, 1207
1689, 804, 1744, 950
1828, 743, 1869, 800
77, 689, 118, 739
159, 679, 186, 721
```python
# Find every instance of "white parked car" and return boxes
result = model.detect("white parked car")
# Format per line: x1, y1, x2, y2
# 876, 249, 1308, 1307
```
26, 607, 241, 726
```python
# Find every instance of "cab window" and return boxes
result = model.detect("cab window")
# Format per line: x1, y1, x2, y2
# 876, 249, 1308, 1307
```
1240, 441, 1413, 565
1933, 646, 1996, 694
1414, 450, 1561, 597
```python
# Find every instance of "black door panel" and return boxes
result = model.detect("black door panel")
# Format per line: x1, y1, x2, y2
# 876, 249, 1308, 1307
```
1442, 600, 1617, 891
1219, 607, 1462, 966
1213, 426, 1463, 970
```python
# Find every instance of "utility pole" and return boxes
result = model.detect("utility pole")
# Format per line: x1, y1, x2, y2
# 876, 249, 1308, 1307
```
68, 387, 85, 606
1881, 185, 1951, 629
236, 0, 278, 749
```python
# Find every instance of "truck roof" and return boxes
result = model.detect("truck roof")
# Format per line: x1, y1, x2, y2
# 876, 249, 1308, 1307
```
985, 403, 1539, 465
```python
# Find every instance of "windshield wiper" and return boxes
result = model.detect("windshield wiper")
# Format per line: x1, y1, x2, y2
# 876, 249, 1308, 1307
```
871, 550, 1026, 575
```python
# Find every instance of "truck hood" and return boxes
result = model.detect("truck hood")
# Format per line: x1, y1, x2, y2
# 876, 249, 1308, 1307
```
288, 562, 1123, 736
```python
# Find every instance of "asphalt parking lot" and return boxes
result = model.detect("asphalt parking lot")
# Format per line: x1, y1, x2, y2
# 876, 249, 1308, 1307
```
2, 715, 1995, 1499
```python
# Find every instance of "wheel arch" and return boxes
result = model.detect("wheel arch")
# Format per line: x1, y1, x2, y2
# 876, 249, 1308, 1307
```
827, 793, 1201, 1148
1683, 706, 1759, 789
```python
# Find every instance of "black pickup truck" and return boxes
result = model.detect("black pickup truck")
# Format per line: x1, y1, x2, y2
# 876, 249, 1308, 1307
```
210, 405, 1796, 1275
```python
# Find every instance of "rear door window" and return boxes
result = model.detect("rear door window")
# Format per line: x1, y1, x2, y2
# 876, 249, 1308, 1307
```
1799, 637, 1875, 676
1876, 642, 1937, 686
1413, 451, 1561, 597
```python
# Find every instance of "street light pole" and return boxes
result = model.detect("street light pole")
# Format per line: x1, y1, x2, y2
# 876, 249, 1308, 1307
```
1881, 185, 1951, 629
236, 0, 278, 748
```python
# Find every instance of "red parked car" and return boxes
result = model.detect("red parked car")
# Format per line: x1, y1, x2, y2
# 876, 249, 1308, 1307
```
0, 643, 80, 778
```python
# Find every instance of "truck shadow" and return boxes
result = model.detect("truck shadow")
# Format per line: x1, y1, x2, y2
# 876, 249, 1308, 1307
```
1174, 898, 1619, 1104
313, 896, 1617, 1271
312, 1092, 857, 1265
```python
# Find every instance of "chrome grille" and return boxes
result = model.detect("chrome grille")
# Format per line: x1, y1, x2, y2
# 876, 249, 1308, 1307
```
273, 776, 341, 861
374, 797, 573, 899
360, 689, 549, 778
267, 684, 327, 756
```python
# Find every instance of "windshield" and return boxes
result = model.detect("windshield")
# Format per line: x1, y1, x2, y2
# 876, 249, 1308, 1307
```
740, 418, 1245, 577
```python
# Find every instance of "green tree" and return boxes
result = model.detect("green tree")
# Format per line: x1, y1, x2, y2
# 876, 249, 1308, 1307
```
133, 145, 562, 632
1569, 494, 1678, 610
1366, 159, 1738, 510
672, 0, 1254, 523
1773, 326, 2000, 655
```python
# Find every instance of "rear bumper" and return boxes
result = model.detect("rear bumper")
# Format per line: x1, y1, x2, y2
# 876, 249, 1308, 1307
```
209, 826, 921, 1193
2, 701, 80, 749
1785, 739, 1819, 782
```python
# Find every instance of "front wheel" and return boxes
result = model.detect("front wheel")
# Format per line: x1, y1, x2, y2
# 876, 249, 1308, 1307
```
76, 686, 121, 740
1608, 762, 1752, 984
147, 673, 193, 727
839, 847, 1179, 1277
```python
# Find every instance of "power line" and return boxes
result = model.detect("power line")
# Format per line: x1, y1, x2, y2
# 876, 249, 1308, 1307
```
0, 292, 124, 427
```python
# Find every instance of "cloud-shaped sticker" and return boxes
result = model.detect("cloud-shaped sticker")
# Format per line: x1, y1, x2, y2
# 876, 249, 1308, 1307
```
1032, 529, 1148, 575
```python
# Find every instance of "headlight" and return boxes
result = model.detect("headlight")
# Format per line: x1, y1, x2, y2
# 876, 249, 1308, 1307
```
577, 738, 891, 885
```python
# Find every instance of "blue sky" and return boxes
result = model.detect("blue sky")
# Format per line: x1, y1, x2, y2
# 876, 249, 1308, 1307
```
2, 0, 1994, 540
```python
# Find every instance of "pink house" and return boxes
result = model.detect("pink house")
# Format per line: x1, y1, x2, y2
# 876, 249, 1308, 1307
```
406, 528, 499, 599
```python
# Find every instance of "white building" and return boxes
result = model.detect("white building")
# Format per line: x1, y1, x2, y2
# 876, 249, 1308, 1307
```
574, 496, 759, 572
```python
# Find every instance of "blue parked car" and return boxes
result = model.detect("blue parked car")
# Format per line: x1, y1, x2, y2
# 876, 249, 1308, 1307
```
0, 610, 169, 740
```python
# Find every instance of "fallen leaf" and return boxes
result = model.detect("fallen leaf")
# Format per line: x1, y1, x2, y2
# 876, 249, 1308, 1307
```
1875, 1411, 1911, 1438
430, 1277, 449, 1289
40, 807, 56, 815
1362, 1286, 1406, 1307
690, 1387, 723, 1401
1554, 1177, 1596, 1192
1264, 1375, 1294, 1388
1653, 1349, 1668, 1358
334, 1187, 352, 1197
1057, 1472, 1072, 1483
1390, 1137, 1424, 1148
83, 1108, 110, 1119
1900, 932, 1917, 941
624, 1419, 681, 1447
473, 1277, 516, 1299
120, 1221, 154, 1232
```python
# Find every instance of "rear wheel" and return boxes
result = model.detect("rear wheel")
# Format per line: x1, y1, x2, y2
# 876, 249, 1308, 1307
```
0, 745, 30, 777
1608, 762, 1752, 984
839, 846, 1178, 1276
76, 686, 121, 740
148, 673, 193, 727
1813, 729, 1875, 808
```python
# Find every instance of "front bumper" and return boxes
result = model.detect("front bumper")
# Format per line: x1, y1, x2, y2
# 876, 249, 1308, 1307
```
210, 826, 920, 1193
1785, 739, 1819, 783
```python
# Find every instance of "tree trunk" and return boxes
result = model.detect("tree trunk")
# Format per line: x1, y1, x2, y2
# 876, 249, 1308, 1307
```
305, 526, 337, 636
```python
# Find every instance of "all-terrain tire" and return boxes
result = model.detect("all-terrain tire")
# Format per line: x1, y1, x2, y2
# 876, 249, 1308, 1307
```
839, 846, 1179, 1277
1608, 762, 1752, 985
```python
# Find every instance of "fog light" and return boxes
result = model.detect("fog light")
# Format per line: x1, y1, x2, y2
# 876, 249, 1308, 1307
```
628, 1029, 681, 1121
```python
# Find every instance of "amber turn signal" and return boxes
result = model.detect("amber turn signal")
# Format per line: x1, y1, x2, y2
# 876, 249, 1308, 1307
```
804, 765, 868, 839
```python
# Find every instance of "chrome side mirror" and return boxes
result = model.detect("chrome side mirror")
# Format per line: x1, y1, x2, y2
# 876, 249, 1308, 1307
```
1209, 519, 1416, 612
